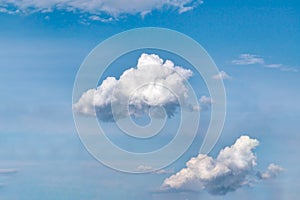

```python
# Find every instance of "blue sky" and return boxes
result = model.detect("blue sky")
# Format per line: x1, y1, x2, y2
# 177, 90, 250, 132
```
0, 0, 300, 199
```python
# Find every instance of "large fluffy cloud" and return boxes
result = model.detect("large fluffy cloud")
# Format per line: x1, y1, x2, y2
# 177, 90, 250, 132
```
162, 136, 283, 195
0, 0, 203, 18
73, 53, 194, 122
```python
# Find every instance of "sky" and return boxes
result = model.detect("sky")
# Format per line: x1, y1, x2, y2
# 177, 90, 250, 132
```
0, 0, 300, 199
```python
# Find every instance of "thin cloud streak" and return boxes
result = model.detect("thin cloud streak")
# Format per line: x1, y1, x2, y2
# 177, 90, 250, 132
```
0, 169, 18, 174
232, 53, 298, 72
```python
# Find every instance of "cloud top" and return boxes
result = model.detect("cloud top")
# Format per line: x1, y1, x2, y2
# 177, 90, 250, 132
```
162, 136, 283, 195
73, 53, 194, 122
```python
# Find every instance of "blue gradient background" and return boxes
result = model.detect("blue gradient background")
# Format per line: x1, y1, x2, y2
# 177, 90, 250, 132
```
0, 0, 299, 199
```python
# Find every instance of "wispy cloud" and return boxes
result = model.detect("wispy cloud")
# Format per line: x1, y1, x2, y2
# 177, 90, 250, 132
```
0, 169, 18, 175
277, 66, 298, 72
161, 136, 283, 195
212, 71, 231, 80
232, 53, 298, 72
0, 0, 203, 20
264, 63, 283, 68
232, 54, 264, 65
136, 165, 174, 174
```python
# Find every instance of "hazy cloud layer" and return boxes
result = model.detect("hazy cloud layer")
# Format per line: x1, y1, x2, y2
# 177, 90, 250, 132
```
0, 0, 203, 19
73, 53, 194, 122
162, 136, 283, 195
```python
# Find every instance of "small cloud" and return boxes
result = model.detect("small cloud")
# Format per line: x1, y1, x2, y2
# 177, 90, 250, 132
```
199, 95, 213, 111
187, 104, 200, 112
178, 0, 203, 14
212, 71, 231, 80
232, 54, 264, 65
199, 95, 213, 105
161, 136, 283, 195
178, 6, 194, 13
89, 15, 114, 23
154, 169, 175, 175
264, 64, 282, 68
136, 165, 154, 172
257, 163, 284, 180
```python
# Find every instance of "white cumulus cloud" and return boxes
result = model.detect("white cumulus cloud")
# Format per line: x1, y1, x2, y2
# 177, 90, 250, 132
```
73, 53, 194, 122
0, 0, 203, 19
162, 136, 283, 195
